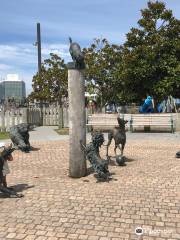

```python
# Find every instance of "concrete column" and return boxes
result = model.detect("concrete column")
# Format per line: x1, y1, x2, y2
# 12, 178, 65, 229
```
0, 111, 5, 132
58, 107, 63, 129
68, 69, 86, 177
175, 113, 180, 131
22, 108, 28, 123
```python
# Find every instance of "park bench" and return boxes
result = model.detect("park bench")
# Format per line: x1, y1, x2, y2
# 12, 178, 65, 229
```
87, 113, 175, 133
129, 113, 175, 133
86, 114, 130, 131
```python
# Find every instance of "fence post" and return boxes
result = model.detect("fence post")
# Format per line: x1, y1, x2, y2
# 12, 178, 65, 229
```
22, 108, 28, 123
175, 113, 180, 132
58, 107, 64, 129
63, 107, 68, 128
0, 111, 5, 132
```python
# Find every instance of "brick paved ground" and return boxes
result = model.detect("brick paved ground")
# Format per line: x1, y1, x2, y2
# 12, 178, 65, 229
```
0, 136, 180, 240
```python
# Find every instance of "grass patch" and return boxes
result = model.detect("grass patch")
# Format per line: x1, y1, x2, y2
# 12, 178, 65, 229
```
0, 132, 10, 140
55, 128, 69, 135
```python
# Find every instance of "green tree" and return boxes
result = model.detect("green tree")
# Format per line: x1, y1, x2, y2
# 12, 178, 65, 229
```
121, 1, 180, 104
83, 38, 123, 107
29, 53, 68, 105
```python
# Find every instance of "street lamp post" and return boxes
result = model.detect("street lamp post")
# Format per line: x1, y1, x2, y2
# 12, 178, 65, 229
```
37, 23, 41, 75
36, 23, 43, 125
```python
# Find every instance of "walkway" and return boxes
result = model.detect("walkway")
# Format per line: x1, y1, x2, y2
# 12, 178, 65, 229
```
0, 132, 180, 239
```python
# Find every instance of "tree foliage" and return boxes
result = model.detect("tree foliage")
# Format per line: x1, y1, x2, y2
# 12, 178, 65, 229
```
29, 53, 68, 105
121, 1, 180, 102
83, 38, 123, 106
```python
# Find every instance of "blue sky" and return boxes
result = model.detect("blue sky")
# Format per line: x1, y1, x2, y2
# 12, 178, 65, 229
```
0, 0, 180, 94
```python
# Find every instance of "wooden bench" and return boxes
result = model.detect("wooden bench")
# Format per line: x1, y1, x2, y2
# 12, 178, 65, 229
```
87, 113, 175, 133
86, 114, 130, 131
130, 113, 175, 133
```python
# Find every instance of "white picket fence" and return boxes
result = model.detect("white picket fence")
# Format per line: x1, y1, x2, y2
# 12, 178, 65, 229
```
0, 108, 27, 131
0, 107, 69, 131
42, 107, 69, 127
1, 107, 179, 132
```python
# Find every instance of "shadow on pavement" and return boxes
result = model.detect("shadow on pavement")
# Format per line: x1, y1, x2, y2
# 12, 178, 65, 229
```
0, 184, 35, 198
9, 184, 35, 192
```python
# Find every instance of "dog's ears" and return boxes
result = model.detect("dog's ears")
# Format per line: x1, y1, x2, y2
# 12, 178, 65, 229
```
117, 117, 128, 125
5, 143, 12, 150
90, 127, 94, 136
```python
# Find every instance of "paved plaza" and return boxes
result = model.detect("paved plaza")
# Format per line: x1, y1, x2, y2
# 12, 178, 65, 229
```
0, 129, 180, 240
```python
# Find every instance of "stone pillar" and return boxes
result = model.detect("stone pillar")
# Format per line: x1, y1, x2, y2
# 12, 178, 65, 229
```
175, 113, 180, 132
22, 108, 28, 123
58, 107, 63, 129
68, 68, 86, 178
0, 111, 5, 132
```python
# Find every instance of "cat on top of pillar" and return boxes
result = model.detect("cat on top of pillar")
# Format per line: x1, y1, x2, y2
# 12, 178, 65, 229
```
69, 37, 85, 69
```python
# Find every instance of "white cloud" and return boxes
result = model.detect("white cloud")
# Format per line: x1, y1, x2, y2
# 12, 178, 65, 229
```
41, 43, 70, 60
0, 43, 70, 65
0, 43, 70, 95
0, 63, 12, 71
0, 44, 36, 65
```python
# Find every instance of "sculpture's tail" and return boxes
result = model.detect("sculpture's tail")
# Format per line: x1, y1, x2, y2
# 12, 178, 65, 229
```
69, 37, 72, 44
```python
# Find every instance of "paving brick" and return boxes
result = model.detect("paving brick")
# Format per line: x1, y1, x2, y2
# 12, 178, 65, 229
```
46, 231, 56, 237
96, 231, 107, 236
35, 237, 48, 240
0, 138, 179, 240
6, 233, 16, 239
24, 236, 36, 240
15, 233, 27, 239
67, 233, 79, 239
79, 235, 88, 240
35, 230, 47, 236
88, 236, 99, 240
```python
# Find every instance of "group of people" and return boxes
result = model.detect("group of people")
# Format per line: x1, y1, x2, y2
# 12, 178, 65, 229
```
139, 96, 154, 113
0, 123, 34, 198
139, 95, 179, 113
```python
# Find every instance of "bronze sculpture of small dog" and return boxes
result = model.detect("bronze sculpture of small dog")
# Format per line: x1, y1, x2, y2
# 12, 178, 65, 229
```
106, 117, 128, 159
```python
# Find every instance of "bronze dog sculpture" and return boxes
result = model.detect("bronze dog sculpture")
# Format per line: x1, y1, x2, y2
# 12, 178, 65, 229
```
9, 123, 34, 153
106, 117, 128, 160
0, 144, 23, 198
81, 132, 110, 180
